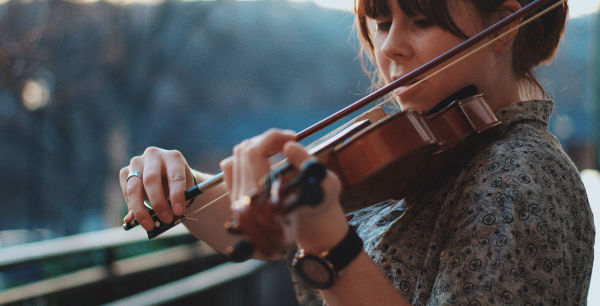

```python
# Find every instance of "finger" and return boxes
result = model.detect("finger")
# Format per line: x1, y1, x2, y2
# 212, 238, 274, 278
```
240, 144, 259, 198
142, 149, 173, 224
119, 166, 130, 202
230, 130, 295, 200
123, 210, 133, 223
252, 129, 296, 158
164, 150, 188, 216
234, 139, 267, 201
232, 141, 246, 201
282, 141, 312, 168
244, 130, 296, 182
126, 157, 154, 231
220, 156, 233, 194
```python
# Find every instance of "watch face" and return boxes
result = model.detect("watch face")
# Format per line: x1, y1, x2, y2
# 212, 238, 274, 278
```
295, 255, 335, 289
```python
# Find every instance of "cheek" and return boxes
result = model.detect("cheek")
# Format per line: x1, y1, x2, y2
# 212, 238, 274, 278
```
373, 57, 388, 82
379, 64, 392, 84
373, 46, 391, 82
421, 35, 461, 61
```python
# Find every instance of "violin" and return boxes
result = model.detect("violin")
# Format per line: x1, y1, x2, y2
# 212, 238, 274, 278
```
224, 85, 501, 261
122, 0, 566, 256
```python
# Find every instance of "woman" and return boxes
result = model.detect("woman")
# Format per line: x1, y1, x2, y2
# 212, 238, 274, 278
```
120, 0, 594, 304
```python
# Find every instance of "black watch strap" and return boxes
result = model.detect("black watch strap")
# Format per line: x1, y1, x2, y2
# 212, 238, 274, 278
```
326, 225, 363, 273
293, 225, 364, 289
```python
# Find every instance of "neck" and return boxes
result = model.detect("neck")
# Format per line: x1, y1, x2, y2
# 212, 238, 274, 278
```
478, 66, 522, 112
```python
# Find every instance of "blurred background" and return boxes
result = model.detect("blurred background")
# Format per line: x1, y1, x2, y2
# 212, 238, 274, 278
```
0, 0, 598, 304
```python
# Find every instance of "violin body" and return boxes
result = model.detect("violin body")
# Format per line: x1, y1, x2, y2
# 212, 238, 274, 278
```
220, 90, 501, 260
327, 110, 438, 211
325, 93, 500, 211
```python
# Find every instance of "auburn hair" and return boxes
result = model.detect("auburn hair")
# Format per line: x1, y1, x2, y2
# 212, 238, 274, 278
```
354, 0, 568, 91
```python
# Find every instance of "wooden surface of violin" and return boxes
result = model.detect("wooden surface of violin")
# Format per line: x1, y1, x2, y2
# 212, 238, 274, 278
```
217, 87, 501, 260
330, 88, 501, 211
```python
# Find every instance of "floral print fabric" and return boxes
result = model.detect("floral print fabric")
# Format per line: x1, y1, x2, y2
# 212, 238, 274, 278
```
289, 100, 595, 305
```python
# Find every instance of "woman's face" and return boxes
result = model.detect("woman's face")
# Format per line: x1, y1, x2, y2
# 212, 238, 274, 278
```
371, 0, 496, 112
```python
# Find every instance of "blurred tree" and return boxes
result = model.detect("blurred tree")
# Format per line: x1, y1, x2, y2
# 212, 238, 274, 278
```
0, 0, 369, 238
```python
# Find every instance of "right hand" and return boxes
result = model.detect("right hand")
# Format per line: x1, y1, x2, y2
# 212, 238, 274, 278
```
119, 147, 196, 232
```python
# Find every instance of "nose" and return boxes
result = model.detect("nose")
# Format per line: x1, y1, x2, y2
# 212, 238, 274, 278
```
380, 23, 412, 62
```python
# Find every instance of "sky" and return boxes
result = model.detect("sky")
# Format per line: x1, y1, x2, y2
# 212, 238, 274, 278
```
299, 0, 600, 18
32, 0, 597, 17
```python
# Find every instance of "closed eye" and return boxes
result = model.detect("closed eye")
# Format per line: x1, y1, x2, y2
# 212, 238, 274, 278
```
413, 18, 433, 29
376, 21, 392, 32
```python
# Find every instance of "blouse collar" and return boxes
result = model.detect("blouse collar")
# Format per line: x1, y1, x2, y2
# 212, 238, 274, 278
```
495, 100, 554, 130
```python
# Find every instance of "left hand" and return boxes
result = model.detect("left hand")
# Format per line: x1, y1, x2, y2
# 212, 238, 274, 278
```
219, 129, 347, 249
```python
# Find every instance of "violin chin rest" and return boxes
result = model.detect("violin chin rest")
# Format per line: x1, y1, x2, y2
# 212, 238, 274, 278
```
227, 240, 254, 262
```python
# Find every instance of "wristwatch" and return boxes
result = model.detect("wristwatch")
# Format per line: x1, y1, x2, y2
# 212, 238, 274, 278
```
292, 225, 363, 289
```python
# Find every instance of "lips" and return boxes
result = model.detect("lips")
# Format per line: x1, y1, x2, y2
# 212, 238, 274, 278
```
391, 75, 421, 88
392, 75, 419, 86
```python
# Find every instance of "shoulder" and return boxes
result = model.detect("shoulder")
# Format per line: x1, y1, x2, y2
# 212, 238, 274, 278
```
427, 107, 594, 305
433, 100, 594, 257
449, 112, 589, 220
455, 100, 582, 198
464, 112, 582, 197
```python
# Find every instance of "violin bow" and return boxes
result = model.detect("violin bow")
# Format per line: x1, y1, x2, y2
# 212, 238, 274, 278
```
187, 0, 566, 206
126, 0, 567, 234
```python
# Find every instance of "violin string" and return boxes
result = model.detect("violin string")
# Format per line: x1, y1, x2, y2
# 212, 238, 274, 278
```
185, 192, 230, 217
182, 0, 565, 216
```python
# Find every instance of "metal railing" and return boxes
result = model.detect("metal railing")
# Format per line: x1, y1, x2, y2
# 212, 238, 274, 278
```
0, 226, 297, 305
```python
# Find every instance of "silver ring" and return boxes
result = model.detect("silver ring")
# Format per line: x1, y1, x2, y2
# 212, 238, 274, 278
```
127, 170, 142, 182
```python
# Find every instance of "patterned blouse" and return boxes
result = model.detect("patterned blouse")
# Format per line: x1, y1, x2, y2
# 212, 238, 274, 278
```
288, 100, 595, 305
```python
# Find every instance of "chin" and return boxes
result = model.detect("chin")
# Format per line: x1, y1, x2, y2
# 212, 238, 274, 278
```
397, 101, 430, 113
397, 94, 438, 112
395, 84, 442, 112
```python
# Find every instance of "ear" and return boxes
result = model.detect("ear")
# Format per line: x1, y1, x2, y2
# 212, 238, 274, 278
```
491, 0, 522, 53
